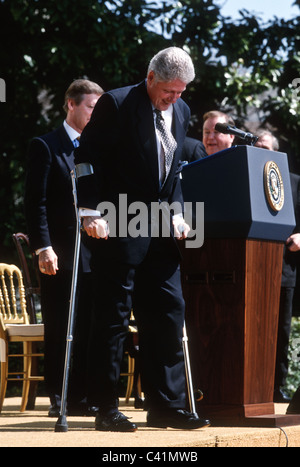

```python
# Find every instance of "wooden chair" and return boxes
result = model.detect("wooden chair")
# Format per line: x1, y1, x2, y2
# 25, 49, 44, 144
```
122, 313, 142, 405
12, 232, 42, 409
0, 263, 44, 412
12, 233, 41, 324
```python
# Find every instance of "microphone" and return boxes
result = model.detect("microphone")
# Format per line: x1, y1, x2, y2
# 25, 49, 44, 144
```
215, 123, 258, 145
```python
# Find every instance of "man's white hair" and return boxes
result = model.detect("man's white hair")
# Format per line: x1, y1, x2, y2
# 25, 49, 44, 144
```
147, 47, 195, 84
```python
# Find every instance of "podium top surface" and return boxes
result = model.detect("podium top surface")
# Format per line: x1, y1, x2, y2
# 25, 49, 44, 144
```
181, 145, 296, 241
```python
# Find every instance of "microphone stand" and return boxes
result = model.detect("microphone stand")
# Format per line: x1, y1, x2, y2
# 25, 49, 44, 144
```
215, 123, 258, 146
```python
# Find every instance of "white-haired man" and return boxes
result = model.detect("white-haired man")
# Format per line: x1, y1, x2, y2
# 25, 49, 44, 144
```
75, 47, 210, 432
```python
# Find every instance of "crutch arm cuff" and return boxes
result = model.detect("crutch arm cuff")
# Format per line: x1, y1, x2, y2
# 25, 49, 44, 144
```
78, 208, 101, 217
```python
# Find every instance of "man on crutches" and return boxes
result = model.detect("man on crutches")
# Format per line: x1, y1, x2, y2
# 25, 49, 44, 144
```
72, 47, 210, 432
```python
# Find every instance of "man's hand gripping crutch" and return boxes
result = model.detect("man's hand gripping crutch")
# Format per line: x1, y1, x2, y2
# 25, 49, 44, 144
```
81, 214, 109, 239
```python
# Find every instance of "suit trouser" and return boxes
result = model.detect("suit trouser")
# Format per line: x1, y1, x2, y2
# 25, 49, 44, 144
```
87, 238, 186, 412
40, 270, 92, 405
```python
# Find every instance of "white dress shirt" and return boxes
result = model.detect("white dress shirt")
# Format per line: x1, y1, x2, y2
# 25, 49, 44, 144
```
36, 120, 80, 255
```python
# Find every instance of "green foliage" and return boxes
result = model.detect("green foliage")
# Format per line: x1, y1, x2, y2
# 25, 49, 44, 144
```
285, 317, 300, 397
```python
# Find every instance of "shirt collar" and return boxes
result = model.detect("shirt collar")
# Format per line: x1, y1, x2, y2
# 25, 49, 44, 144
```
63, 120, 80, 142
152, 104, 173, 119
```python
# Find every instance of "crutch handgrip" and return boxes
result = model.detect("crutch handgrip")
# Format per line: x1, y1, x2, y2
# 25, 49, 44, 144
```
75, 162, 94, 178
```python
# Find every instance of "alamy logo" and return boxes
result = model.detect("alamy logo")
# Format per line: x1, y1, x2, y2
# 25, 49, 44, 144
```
96, 194, 204, 248
0, 78, 6, 102
292, 78, 300, 100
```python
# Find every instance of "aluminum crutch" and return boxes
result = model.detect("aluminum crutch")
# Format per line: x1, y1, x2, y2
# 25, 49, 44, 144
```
177, 221, 201, 417
182, 320, 203, 417
55, 162, 99, 432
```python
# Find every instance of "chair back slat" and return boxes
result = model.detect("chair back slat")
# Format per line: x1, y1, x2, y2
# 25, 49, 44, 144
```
12, 233, 41, 324
0, 264, 29, 326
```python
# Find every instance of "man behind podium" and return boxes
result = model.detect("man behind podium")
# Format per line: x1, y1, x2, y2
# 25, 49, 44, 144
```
74, 47, 210, 432
202, 110, 235, 155
181, 109, 234, 163
255, 129, 300, 404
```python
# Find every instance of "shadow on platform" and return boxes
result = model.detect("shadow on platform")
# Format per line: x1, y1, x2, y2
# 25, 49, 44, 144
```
0, 397, 299, 447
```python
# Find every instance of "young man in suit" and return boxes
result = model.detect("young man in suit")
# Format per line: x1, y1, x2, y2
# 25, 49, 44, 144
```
75, 47, 211, 432
24, 79, 104, 416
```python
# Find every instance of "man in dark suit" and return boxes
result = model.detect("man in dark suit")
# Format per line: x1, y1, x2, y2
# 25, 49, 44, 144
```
181, 136, 207, 162
24, 79, 104, 416
75, 47, 210, 432
256, 130, 300, 403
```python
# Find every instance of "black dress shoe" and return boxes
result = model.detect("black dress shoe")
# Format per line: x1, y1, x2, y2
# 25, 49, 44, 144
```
134, 396, 145, 409
68, 403, 99, 416
48, 403, 61, 417
95, 411, 137, 432
147, 409, 210, 429
87, 406, 99, 416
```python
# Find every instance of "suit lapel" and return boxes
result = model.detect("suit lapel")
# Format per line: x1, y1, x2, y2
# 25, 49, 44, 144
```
135, 82, 160, 188
132, 82, 188, 192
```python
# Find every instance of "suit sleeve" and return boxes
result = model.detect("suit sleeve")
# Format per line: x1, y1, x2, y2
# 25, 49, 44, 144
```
74, 93, 118, 210
194, 141, 207, 160
24, 137, 52, 251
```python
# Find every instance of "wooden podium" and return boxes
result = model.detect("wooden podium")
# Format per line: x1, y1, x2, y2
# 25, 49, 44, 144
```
180, 145, 300, 426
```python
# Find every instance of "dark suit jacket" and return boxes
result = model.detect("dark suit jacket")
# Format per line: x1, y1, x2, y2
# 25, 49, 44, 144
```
281, 172, 300, 287
75, 80, 191, 265
181, 136, 207, 162
24, 125, 90, 272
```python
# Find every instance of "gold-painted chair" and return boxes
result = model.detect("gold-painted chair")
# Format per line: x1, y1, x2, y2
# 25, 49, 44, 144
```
122, 313, 142, 405
0, 263, 44, 412
12, 232, 41, 324
12, 232, 41, 409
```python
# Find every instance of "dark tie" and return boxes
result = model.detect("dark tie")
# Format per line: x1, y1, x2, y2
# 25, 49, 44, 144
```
154, 109, 177, 182
73, 136, 80, 148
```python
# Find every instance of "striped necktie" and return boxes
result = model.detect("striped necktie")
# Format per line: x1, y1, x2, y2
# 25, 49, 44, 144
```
154, 109, 177, 182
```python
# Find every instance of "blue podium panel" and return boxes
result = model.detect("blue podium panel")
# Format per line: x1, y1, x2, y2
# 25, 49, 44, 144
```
181, 145, 295, 241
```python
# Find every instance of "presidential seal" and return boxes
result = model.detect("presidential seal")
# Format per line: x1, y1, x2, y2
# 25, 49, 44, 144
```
264, 161, 284, 211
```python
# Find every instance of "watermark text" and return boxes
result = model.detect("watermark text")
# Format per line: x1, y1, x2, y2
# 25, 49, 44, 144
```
96, 194, 204, 248
292, 77, 300, 100
0, 78, 6, 102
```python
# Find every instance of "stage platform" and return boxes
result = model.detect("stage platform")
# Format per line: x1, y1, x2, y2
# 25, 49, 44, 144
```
0, 397, 299, 448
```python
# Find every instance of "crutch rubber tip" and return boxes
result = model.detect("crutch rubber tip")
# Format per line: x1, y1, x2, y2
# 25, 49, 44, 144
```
55, 415, 68, 432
